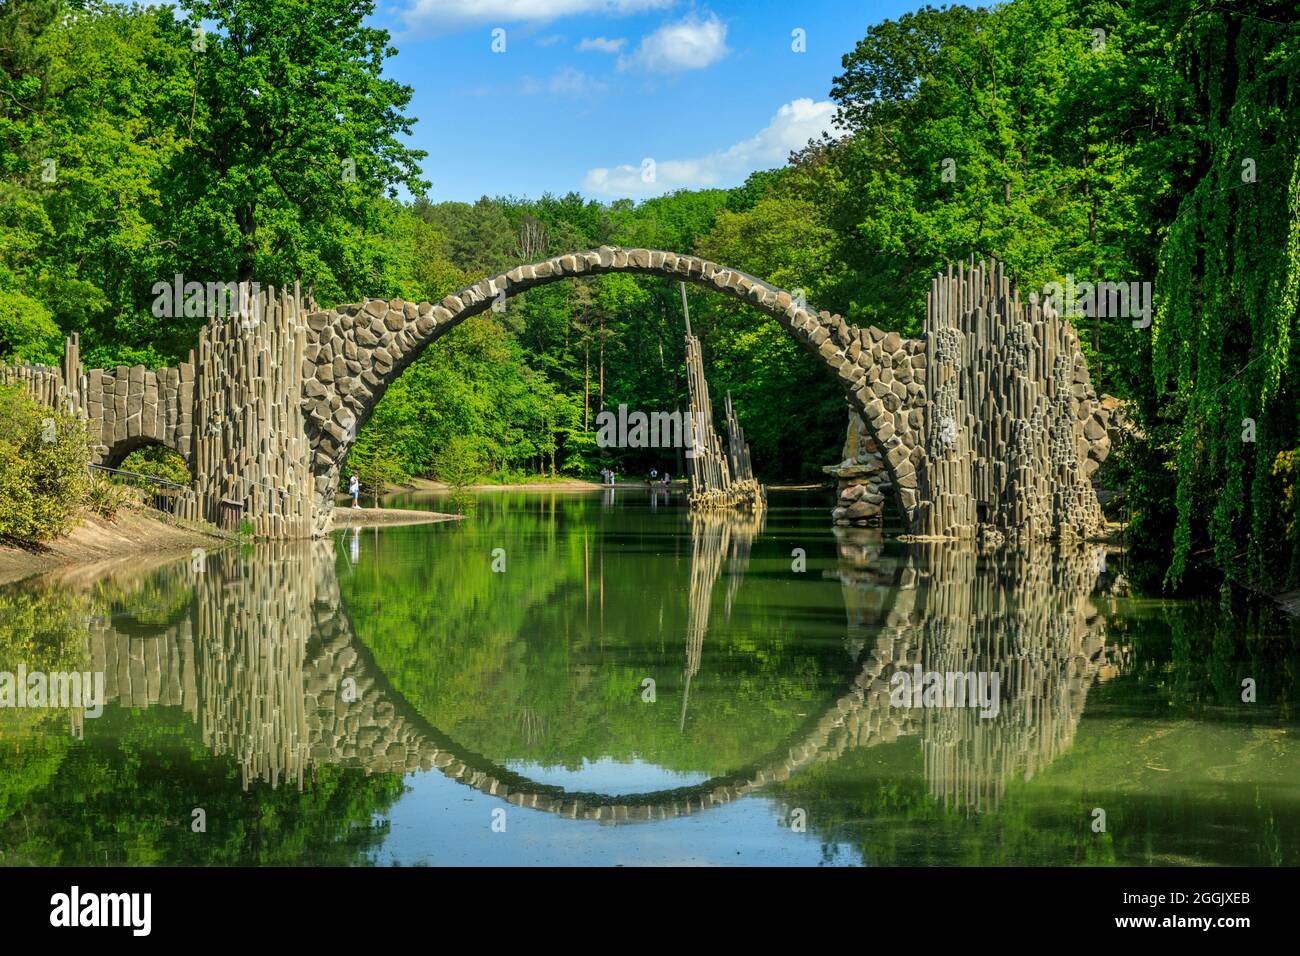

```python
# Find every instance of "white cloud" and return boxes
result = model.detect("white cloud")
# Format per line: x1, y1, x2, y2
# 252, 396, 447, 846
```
581, 98, 838, 198
536, 34, 566, 47
520, 66, 608, 96
399, 0, 674, 32
578, 36, 626, 53
617, 12, 728, 73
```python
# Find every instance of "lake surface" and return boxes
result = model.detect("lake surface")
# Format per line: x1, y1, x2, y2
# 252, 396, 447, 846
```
2, 488, 1298, 866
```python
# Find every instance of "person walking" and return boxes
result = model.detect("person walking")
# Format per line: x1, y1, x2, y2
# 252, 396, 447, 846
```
349, 473, 361, 509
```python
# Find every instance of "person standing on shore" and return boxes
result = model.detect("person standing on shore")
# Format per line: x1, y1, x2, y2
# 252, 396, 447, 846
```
349, 473, 361, 508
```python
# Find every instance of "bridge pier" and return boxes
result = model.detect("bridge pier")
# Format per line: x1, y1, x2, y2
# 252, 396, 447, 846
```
190, 288, 315, 538
826, 407, 894, 527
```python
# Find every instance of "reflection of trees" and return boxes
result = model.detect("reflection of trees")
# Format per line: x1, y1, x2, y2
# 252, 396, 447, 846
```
344, 495, 840, 775
516, 705, 547, 748
3, 510, 1297, 862
10, 523, 1120, 821
2, 508, 1297, 864
15, 529, 841, 820
780, 534, 1300, 864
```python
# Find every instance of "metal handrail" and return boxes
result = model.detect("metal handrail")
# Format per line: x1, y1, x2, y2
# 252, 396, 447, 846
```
88, 463, 187, 490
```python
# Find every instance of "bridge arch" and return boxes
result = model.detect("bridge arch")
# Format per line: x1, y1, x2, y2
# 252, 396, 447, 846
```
300, 247, 921, 536
99, 435, 186, 472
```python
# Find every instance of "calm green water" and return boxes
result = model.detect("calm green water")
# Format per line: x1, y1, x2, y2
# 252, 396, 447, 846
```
1, 488, 1298, 866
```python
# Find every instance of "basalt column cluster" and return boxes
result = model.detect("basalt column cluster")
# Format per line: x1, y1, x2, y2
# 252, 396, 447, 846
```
191, 286, 314, 538
916, 259, 1110, 541
826, 258, 1113, 540
683, 321, 765, 512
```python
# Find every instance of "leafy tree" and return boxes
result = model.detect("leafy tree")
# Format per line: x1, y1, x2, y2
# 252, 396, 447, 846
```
433, 435, 484, 488
1143, 1, 1300, 593
356, 448, 403, 507
175, 0, 429, 286
0, 288, 61, 363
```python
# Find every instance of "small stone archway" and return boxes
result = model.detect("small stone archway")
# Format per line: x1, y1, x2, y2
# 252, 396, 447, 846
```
82, 361, 195, 471
98, 436, 186, 472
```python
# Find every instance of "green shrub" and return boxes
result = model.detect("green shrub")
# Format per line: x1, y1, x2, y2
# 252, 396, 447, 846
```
83, 473, 133, 520
357, 450, 405, 506
0, 387, 90, 542
1273, 450, 1300, 539
0, 289, 62, 365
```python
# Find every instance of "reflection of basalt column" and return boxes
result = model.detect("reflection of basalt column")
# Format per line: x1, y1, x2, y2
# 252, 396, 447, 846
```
194, 543, 312, 790
912, 542, 1105, 812
86, 544, 320, 788
87, 560, 198, 723
681, 511, 765, 728
827, 539, 1117, 812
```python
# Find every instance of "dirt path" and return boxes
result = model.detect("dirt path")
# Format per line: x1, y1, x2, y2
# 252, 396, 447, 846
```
0, 506, 227, 586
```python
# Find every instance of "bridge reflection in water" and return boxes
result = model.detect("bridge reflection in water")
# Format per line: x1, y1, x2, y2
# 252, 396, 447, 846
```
829, 529, 1116, 812
68, 511, 1124, 821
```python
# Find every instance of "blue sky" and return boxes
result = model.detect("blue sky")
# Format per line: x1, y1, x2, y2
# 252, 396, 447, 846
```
362, 1, 921, 203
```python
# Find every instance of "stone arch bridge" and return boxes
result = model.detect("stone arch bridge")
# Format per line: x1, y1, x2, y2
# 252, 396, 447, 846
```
4, 248, 1113, 539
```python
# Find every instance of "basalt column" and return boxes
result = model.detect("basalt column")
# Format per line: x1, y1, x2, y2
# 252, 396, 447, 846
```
192, 287, 314, 538
916, 259, 1107, 541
